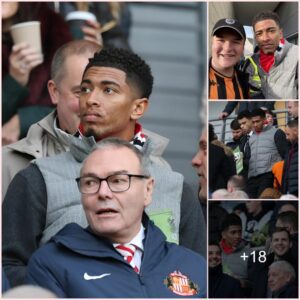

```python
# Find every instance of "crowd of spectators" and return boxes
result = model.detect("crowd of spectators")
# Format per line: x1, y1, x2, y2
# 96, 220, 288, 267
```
209, 200, 298, 298
2, 5, 208, 296
209, 102, 298, 199
2, 2, 298, 298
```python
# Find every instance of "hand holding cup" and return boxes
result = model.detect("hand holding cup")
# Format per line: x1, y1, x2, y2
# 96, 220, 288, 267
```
82, 19, 103, 47
9, 21, 43, 85
9, 42, 43, 86
66, 11, 102, 47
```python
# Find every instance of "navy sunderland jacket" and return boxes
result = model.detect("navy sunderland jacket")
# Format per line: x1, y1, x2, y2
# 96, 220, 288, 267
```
26, 216, 206, 298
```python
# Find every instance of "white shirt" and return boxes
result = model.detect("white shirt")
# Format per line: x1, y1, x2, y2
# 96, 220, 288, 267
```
113, 225, 145, 270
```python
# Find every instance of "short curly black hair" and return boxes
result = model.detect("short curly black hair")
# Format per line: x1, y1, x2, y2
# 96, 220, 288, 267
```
252, 11, 281, 29
251, 108, 266, 118
221, 213, 242, 232
83, 48, 154, 99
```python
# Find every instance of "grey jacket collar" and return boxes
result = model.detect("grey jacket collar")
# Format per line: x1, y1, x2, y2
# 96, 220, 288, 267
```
5, 110, 58, 156
253, 39, 295, 66
69, 128, 169, 163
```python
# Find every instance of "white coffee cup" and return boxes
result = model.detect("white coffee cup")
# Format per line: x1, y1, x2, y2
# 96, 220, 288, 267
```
10, 21, 42, 53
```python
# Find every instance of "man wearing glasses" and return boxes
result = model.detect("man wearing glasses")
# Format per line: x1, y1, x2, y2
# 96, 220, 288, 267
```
27, 138, 207, 298
3, 48, 204, 286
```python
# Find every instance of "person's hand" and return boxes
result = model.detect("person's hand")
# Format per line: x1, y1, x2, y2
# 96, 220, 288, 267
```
2, 114, 21, 145
9, 42, 43, 86
82, 20, 103, 47
219, 112, 229, 120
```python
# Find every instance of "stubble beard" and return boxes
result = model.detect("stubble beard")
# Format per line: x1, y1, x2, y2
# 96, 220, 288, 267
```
84, 127, 101, 140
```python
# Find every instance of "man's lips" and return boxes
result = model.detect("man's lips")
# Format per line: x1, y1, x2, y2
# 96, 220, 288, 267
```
220, 54, 235, 58
261, 43, 274, 48
96, 208, 118, 215
275, 246, 285, 251
233, 239, 241, 245
198, 173, 206, 179
83, 112, 102, 122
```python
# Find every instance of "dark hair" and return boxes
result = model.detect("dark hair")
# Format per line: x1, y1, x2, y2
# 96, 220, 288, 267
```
9, 3, 45, 24
277, 211, 298, 232
265, 109, 275, 117
237, 110, 251, 120
221, 213, 242, 232
287, 119, 298, 128
209, 123, 217, 142
252, 11, 281, 29
271, 227, 290, 241
251, 108, 266, 118
230, 119, 241, 130
83, 48, 153, 99
265, 109, 278, 126
209, 240, 221, 248
51, 40, 101, 84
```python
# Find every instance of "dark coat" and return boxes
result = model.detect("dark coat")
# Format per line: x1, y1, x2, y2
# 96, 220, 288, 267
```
248, 251, 296, 298
2, 269, 10, 293
209, 143, 236, 192
273, 282, 298, 298
209, 265, 243, 298
27, 216, 207, 298
226, 135, 248, 153
281, 142, 298, 196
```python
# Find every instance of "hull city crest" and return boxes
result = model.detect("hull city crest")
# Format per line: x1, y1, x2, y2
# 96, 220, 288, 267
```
164, 270, 199, 296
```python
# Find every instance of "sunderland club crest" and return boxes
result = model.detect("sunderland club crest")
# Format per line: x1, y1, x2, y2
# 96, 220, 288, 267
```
164, 270, 199, 296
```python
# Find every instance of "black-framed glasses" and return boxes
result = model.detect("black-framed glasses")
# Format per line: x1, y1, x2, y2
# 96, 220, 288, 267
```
76, 174, 150, 194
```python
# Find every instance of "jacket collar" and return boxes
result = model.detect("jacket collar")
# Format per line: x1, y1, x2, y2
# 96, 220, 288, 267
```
4, 110, 63, 157
51, 213, 166, 270
68, 127, 168, 163
253, 39, 293, 66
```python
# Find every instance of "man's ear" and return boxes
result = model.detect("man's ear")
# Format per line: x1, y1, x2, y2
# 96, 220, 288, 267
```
221, 231, 225, 239
131, 98, 149, 120
279, 29, 283, 39
144, 177, 154, 208
47, 80, 59, 105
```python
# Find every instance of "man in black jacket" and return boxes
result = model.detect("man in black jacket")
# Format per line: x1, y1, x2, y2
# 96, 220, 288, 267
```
248, 228, 297, 297
208, 242, 243, 298
209, 124, 236, 194
226, 119, 246, 152
276, 211, 298, 268
282, 119, 298, 196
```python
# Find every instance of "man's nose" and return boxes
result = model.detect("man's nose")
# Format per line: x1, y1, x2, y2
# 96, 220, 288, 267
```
192, 152, 202, 167
223, 41, 233, 51
261, 31, 270, 41
86, 90, 101, 106
97, 180, 113, 199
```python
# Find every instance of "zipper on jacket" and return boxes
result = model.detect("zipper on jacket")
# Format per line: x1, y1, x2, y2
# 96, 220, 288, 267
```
138, 273, 148, 297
